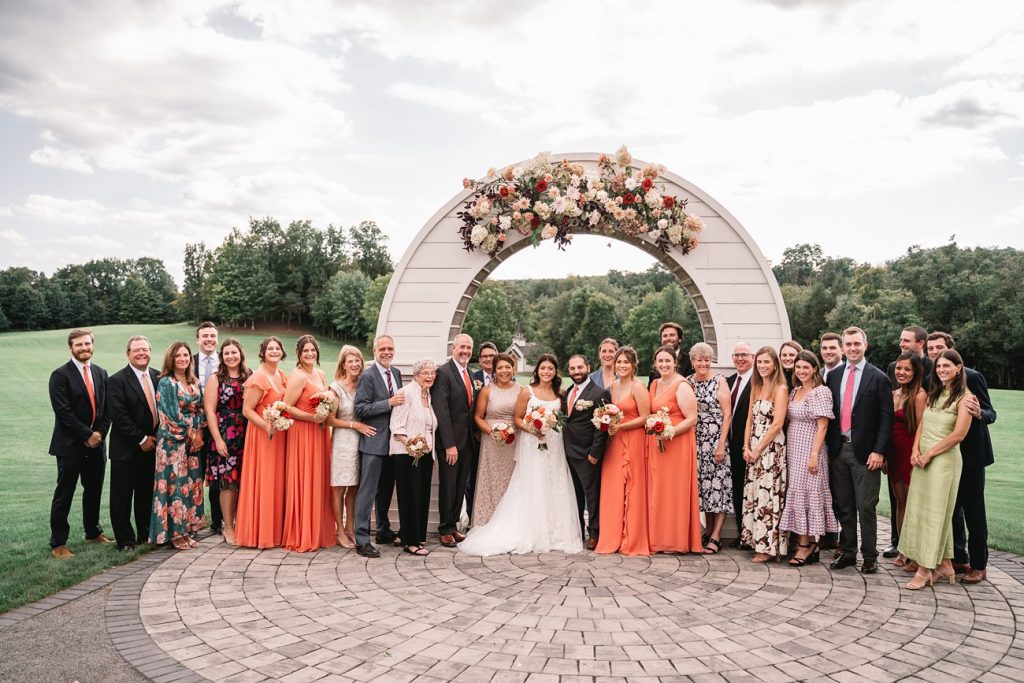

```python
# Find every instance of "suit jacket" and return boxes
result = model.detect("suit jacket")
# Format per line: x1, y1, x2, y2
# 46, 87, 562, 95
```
48, 359, 110, 458
825, 360, 894, 461
726, 372, 752, 459
354, 363, 402, 455
193, 353, 219, 386
471, 368, 491, 389
431, 358, 478, 454
960, 367, 996, 470
560, 381, 612, 462
107, 365, 160, 462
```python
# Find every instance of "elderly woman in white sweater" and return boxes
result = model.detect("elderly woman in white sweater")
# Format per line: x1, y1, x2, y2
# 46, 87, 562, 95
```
389, 359, 438, 556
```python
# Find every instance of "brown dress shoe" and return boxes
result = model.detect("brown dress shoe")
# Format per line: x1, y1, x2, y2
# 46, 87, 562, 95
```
961, 569, 987, 584
87, 534, 115, 544
51, 545, 75, 559
439, 534, 457, 548
452, 531, 467, 543
952, 562, 971, 574
586, 537, 598, 551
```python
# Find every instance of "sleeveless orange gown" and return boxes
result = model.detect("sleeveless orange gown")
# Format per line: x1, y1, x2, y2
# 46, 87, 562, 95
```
647, 378, 703, 553
282, 379, 336, 552
595, 392, 651, 556
235, 370, 287, 548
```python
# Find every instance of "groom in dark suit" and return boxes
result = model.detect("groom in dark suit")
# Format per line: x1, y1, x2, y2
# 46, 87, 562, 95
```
107, 335, 160, 550
825, 326, 893, 574
561, 354, 611, 549
432, 333, 478, 547
48, 329, 114, 558
353, 334, 403, 558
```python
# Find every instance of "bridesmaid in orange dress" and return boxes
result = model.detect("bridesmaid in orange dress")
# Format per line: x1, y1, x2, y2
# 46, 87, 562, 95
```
596, 346, 652, 556
647, 346, 703, 553
236, 336, 289, 548
282, 335, 336, 552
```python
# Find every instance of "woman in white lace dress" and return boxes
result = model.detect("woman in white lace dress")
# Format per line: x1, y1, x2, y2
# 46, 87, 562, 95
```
459, 354, 583, 556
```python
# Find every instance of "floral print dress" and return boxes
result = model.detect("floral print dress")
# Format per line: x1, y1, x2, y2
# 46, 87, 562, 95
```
740, 398, 788, 556
206, 375, 247, 491
150, 377, 207, 544
691, 374, 732, 514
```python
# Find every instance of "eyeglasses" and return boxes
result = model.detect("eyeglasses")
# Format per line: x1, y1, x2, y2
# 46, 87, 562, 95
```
732, 353, 753, 358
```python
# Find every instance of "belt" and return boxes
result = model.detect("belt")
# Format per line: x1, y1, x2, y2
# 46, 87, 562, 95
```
841, 434, 852, 443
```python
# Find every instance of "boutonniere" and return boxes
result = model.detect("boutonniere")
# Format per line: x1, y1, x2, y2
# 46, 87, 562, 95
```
473, 379, 483, 391
574, 399, 594, 411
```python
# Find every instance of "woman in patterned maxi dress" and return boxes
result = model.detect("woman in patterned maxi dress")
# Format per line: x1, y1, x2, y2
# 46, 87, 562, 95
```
740, 346, 789, 562
688, 343, 733, 554
150, 342, 206, 550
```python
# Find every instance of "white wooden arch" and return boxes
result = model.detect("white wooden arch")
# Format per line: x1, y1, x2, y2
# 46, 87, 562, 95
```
377, 153, 790, 372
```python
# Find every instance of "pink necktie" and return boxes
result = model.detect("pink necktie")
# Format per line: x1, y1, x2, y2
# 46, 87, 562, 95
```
840, 365, 857, 433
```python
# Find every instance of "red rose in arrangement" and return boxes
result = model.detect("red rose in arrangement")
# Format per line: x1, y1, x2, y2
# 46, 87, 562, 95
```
499, 186, 510, 198
623, 192, 635, 205
505, 433, 516, 444
654, 422, 665, 433
535, 179, 548, 192
533, 418, 543, 430
530, 215, 541, 228
642, 177, 653, 191
663, 196, 676, 208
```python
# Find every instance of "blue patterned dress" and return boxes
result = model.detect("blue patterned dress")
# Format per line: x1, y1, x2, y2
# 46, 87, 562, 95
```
150, 377, 206, 544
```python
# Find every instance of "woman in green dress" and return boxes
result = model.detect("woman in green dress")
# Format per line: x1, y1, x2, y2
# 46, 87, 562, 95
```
898, 350, 973, 590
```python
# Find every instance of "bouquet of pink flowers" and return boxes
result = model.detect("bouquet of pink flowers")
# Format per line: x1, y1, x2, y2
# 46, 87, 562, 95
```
645, 407, 676, 452
310, 391, 337, 429
490, 421, 516, 445
525, 405, 563, 451
404, 434, 431, 467
262, 400, 294, 440
591, 403, 622, 432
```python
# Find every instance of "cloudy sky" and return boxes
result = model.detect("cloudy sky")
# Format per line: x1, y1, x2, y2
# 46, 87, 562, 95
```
1, 0, 1022, 282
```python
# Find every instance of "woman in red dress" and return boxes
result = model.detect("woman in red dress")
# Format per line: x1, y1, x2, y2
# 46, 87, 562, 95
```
647, 346, 702, 553
282, 335, 336, 552
890, 351, 926, 568
596, 347, 652, 556
236, 337, 289, 549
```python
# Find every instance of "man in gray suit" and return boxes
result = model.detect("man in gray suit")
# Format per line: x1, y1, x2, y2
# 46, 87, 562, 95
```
353, 335, 404, 558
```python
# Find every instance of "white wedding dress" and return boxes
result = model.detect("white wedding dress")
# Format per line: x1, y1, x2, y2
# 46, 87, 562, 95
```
458, 389, 583, 556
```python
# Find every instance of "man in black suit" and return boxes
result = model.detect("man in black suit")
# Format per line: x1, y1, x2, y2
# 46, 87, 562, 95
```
352, 334, 404, 558
48, 329, 114, 558
726, 342, 754, 548
825, 326, 894, 574
648, 322, 693, 387
472, 342, 498, 388
432, 333, 479, 547
881, 325, 932, 557
926, 331, 996, 584
561, 354, 612, 549
106, 335, 160, 550
192, 321, 223, 533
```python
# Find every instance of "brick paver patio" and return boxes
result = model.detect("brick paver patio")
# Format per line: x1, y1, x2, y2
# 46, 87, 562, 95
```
86, 522, 1024, 683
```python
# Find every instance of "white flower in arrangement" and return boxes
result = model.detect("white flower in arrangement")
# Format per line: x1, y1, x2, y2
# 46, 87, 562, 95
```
469, 196, 492, 219
569, 174, 581, 187
498, 215, 512, 231
540, 224, 558, 240
645, 189, 661, 208
552, 196, 569, 214
513, 197, 530, 211
565, 185, 581, 201
625, 176, 639, 190
667, 224, 683, 243
524, 151, 553, 176
547, 187, 560, 199
596, 190, 609, 202
470, 225, 489, 246
481, 234, 498, 253
684, 214, 706, 232
658, 218, 669, 230
512, 166, 523, 178
649, 229, 662, 240
533, 201, 552, 219
588, 210, 601, 226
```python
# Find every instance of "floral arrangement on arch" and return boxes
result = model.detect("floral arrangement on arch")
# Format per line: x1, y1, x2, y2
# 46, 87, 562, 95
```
458, 146, 705, 257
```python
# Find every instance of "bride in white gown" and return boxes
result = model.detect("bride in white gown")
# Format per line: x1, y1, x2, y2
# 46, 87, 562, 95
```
459, 355, 583, 556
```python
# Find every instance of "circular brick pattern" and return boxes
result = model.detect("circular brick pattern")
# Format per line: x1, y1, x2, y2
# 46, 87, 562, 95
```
126, 533, 1024, 683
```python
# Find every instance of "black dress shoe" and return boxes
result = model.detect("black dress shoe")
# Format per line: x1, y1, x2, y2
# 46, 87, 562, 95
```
375, 530, 397, 544
830, 555, 857, 570
356, 543, 380, 558
728, 537, 742, 549
881, 544, 899, 558
860, 558, 878, 574
118, 544, 136, 552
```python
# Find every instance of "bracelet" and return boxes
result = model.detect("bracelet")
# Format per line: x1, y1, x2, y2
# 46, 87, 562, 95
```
349, 420, 353, 429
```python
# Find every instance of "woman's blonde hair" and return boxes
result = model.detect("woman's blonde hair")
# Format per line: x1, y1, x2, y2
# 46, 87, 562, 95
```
334, 345, 365, 380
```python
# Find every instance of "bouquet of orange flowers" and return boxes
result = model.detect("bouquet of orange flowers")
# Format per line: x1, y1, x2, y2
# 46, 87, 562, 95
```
645, 407, 676, 452
310, 391, 337, 429
525, 405, 563, 451
591, 403, 622, 432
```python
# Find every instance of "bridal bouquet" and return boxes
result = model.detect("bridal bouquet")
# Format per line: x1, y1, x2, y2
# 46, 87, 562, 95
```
525, 406, 563, 451
310, 391, 337, 429
645, 407, 676, 452
591, 403, 622, 432
490, 421, 516, 445
404, 434, 431, 466
262, 400, 294, 440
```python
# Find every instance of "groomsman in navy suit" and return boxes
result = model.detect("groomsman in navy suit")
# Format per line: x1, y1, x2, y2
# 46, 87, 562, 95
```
48, 329, 114, 558
926, 332, 996, 584
432, 333, 479, 547
107, 335, 160, 550
353, 335, 403, 558
825, 326, 893, 574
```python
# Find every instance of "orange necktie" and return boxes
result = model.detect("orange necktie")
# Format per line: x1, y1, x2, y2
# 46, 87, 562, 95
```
568, 385, 579, 415
462, 368, 473, 405
82, 365, 96, 425
141, 373, 157, 428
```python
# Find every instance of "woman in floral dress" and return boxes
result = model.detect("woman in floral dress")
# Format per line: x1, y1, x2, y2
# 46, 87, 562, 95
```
150, 341, 207, 550
202, 338, 251, 547
740, 346, 789, 562
688, 342, 733, 555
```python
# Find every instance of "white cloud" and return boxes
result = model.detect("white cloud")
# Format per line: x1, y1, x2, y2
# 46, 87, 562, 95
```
29, 145, 94, 173
388, 83, 496, 114
993, 205, 1024, 228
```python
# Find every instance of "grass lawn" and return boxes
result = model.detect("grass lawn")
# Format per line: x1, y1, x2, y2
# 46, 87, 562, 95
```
877, 388, 1023, 557
0, 323, 363, 614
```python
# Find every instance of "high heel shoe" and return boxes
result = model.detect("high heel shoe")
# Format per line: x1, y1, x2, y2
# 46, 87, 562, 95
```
906, 571, 933, 590
789, 543, 812, 567
336, 530, 355, 549
931, 566, 956, 585
807, 543, 820, 565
